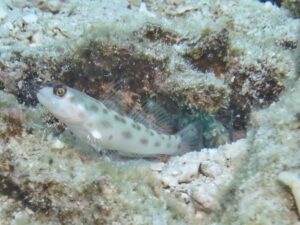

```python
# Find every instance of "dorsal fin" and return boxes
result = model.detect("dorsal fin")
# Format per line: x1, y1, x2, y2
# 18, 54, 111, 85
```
99, 79, 176, 134
129, 98, 176, 134
99, 79, 129, 112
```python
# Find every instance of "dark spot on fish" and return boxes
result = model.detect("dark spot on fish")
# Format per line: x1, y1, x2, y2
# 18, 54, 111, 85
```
167, 143, 171, 148
122, 131, 132, 139
149, 130, 155, 136
102, 108, 108, 114
132, 122, 141, 130
154, 142, 161, 147
89, 104, 99, 112
108, 135, 113, 140
140, 138, 148, 145
114, 114, 126, 123
69, 96, 76, 102
100, 120, 112, 128
77, 111, 85, 119
120, 117, 126, 124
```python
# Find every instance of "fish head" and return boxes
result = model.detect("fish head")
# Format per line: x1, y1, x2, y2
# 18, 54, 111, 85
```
37, 82, 87, 125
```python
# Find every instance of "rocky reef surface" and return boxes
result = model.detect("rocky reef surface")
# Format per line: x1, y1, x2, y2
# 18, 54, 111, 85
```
0, 0, 299, 224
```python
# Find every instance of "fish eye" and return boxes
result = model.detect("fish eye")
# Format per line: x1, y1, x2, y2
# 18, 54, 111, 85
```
53, 84, 67, 97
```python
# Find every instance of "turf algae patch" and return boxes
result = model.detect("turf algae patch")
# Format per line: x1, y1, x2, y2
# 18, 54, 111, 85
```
227, 63, 285, 130
183, 29, 229, 76
139, 23, 187, 45
60, 40, 167, 109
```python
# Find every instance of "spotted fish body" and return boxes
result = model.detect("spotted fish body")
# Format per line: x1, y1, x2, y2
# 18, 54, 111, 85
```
37, 83, 184, 156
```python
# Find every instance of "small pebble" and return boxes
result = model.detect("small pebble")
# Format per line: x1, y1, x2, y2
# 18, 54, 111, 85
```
264, 1, 273, 12
161, 176, 178, 187
45, 0, 62, 13
191, 185, 216, 211
31, 32, 44, 46
3, 22, 13, 30
51, 139, 65, 150
150, 162, 164, 172
199, 161, 222, 178
171, 170, 179, 176
22, 13, 38, 24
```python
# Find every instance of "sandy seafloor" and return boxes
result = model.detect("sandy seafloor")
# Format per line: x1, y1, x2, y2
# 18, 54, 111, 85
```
0, 0, 299, 224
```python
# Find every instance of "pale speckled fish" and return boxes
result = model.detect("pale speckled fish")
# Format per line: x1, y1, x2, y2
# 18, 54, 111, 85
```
37, 82, 196, 156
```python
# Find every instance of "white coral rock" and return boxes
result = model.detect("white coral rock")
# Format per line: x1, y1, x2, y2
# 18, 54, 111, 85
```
278, 171, 300, 215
